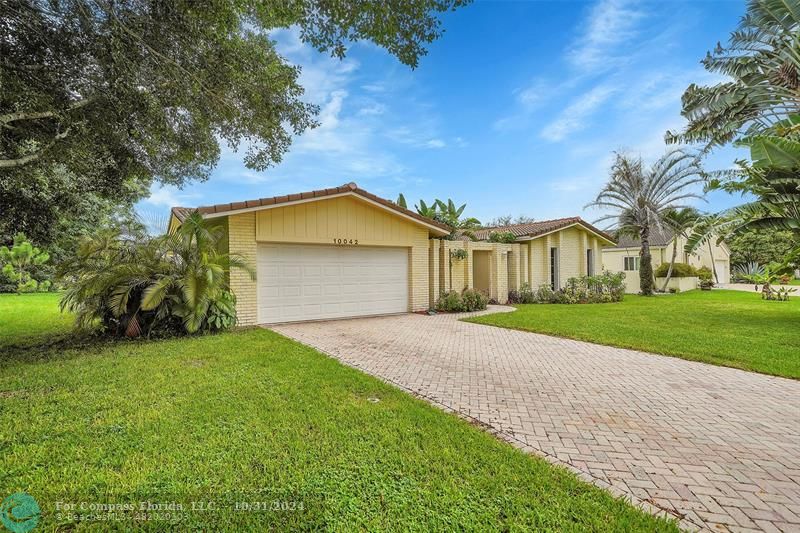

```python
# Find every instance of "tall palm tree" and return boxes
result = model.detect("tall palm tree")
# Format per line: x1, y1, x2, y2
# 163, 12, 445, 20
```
587, 149, 704, 295
660, 207, 701, 291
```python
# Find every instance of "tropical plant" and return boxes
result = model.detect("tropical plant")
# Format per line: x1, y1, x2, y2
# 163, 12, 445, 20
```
434, 199, 482, 230
658, 207, 701, 291
668, 1, 800, 242
415, 199, 439, 218
742, 264, 796, 300
413, 198, 481, 239
59, 212, 254, 337
667, 0, 800, 148
0, 233, 51, 293
396, 194, 408, 209
587, 149, 704, 295
733, 261, 765, 282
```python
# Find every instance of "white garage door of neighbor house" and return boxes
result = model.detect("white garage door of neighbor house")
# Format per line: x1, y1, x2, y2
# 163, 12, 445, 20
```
715, 260, 729, 284
257, 244, 408, 324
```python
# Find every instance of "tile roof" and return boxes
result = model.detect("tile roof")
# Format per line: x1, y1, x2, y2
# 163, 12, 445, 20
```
170, 182, 451, 233
472, 217, 615, 243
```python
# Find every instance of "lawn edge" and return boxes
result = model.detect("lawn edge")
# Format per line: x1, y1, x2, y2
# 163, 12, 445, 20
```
265, 328, 690, 531
463, 313, 800, 382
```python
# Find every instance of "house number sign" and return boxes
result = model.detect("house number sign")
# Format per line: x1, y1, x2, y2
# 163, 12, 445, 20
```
333, 238, 359, 245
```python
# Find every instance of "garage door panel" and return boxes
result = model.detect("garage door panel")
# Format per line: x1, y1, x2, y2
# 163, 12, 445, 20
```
257, 244, 408, 323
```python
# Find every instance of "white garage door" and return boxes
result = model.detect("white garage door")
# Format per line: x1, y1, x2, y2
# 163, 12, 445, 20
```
715, 260, 729, 284
257, 244, 408, 324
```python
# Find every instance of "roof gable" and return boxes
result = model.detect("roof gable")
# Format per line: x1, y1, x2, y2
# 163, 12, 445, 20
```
170, 182, 451, 235
474, 217, 615, 244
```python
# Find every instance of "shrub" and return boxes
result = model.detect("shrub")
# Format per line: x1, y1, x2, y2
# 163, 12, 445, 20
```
654, 262, 697, 278
487, 231, 517, 243
508, 272, 625, 305
697, 266, 713, 281
435, 288, 488, 312
59, 213, 254, 338
508, 283, 536, 304
461, 288, 488, 311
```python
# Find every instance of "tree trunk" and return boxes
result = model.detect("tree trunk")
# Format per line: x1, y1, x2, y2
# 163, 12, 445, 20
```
708, 240, 719, 283
660, 238, 678, 292
639, 225, 655, 296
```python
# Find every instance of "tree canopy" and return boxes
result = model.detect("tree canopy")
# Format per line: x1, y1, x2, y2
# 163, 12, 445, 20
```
1, 0, 468, 243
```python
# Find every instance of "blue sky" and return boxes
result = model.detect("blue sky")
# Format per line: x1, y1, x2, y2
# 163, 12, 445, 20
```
144, 0, 747, 227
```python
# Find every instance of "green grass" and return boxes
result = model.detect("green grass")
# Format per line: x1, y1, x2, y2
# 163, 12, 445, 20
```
0, 294, 674, 531
0, 292, 74, 350
468, 290, 800, 379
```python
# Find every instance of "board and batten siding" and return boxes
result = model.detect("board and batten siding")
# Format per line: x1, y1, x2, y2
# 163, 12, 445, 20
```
227, 195, 431, 325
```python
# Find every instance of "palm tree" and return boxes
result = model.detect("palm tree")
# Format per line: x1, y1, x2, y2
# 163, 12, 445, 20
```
667, 0, 800, 149
685, 213, 733, 284
660, 207, 701, 291
587, 149, 704, 295
60, 212, 254, 336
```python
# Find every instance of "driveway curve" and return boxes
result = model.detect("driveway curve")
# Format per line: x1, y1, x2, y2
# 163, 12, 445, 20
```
271, 307, 800, 532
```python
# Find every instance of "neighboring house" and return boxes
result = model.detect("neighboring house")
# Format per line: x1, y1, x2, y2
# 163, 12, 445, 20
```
169, 182, 615, 325
602, 226, 731, 293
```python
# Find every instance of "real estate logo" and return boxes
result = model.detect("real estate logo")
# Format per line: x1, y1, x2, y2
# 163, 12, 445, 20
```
0, 493, 40, 533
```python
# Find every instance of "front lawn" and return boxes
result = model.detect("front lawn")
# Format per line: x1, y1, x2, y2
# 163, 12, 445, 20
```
468, 289, 800, 379
0, 294, 674, 531
0, 292, 74, 350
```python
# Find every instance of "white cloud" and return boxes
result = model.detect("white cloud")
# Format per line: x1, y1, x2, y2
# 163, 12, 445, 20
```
386, 126, 447, 150
567, 0, 646, 71
540, 84, 617, 142
426, 139, 446, 149
357, 103, 386, 116
143, 184, 201, 209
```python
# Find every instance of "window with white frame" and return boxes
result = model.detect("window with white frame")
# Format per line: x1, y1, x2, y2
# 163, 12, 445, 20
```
623, 256, 640, 271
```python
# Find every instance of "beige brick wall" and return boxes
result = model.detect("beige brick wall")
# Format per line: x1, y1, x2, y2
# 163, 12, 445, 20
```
558, 227, 581, 282
227, 213, 258, 326
429, 239, 441, 308
409, 227, 431, 311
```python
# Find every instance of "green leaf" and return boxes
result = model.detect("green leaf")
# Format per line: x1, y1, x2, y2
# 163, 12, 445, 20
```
739, 135, 800, 169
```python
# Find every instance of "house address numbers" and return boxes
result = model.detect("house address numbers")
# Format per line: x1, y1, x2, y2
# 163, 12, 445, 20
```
333, 238, 359, 245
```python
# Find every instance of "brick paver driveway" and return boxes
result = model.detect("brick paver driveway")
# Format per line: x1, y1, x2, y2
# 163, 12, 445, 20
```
271, 307, 800, 532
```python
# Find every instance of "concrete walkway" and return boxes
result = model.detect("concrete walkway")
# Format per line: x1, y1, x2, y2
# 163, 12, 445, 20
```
271, 308, 800, 532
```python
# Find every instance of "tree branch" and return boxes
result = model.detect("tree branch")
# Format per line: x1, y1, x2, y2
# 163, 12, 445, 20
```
0, 128, 70, 169
0, 98, 94, 127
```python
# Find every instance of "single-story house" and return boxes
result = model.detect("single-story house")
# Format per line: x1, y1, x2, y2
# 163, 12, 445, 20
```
169, 182, 615, 325
602, 227, 731, 293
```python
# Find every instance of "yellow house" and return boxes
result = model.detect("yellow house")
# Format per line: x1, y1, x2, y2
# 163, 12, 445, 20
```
602, 227, 731, 293
169, 183, 616, 325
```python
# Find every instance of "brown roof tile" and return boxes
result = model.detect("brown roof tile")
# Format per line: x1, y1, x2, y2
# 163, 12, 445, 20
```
473, 217, 615, 243
171, 182, 451, 233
